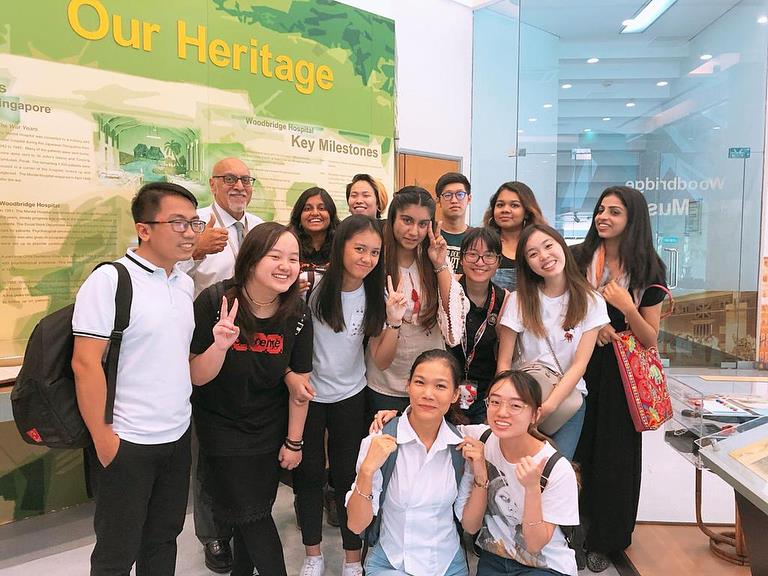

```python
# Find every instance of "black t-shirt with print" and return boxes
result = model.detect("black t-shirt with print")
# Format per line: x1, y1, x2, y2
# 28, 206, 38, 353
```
191, 282, 314, 456
492, 255, 517, 292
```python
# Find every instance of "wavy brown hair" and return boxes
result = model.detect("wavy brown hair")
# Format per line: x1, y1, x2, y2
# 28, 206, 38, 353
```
482, 180, 545, 233
515, 223, 598, 338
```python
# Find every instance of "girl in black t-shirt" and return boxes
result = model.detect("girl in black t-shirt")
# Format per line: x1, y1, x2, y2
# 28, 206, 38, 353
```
483, 181, 544, 292
189, 222, 314, 576
451, 227, 508, 424
572, 186, 668, 573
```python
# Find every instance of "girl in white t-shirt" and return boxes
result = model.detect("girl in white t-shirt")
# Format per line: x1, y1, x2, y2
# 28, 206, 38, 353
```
293, 215, 407, 576
497, 224, 609, 458
457, 370, 580, 576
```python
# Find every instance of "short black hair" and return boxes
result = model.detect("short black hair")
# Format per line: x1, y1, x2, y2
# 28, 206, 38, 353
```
459, 227, 501, 259
435, 172, 471, 196
131, 182, 197, 224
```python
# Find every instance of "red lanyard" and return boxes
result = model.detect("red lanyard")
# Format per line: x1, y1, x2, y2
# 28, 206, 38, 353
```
461, 285, 497, 374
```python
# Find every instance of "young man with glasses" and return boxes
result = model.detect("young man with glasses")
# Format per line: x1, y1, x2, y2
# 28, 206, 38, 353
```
72, 182, 203, 575
185, 157, 264, 573
435, 172, 472, 274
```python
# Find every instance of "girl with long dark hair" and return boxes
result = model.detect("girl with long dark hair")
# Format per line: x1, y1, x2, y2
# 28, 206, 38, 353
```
483, 181, 545, 292
364, 186, 468, 419
496, 224, 609, 458
293, 215, 402, 576
289, 186, 341, 295
572, 186, 668, 572
189, 222, 313, 576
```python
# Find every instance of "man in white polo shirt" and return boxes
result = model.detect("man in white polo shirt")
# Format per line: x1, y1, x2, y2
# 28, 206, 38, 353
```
185, 157, 264, 572
188, 157, 264, 297
72, 182, 203, 575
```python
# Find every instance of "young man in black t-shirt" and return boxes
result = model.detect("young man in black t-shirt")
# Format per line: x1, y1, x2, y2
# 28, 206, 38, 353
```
436, 172, 472, 274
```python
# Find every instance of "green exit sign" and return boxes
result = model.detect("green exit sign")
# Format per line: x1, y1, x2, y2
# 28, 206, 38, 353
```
728, 147, 751, 158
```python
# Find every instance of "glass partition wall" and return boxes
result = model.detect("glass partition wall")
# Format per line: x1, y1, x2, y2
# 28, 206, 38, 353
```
472, 0, 768, 368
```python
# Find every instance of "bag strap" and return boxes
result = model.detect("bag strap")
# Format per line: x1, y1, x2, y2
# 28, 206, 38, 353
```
543, 336, 564, 376
94, 262, 133, 425
365, 417, 400, 547
646, 283, 675, 320
445, 421, 466, 489
539, 451, 564, 491
480, 427, 492, 443
208, 281, 226, 315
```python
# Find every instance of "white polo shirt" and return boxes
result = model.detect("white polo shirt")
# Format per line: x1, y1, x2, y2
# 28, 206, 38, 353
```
346, 409, 469, 576
72, 250, 194, 445
186, 202, 263, 297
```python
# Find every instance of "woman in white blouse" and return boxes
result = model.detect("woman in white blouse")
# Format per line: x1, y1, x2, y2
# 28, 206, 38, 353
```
346, 350, 471, 576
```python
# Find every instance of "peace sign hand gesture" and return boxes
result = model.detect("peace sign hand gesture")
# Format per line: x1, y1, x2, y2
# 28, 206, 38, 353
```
212, 295, 240, 351
385, 275, 407, 325
427, 220, 448, 268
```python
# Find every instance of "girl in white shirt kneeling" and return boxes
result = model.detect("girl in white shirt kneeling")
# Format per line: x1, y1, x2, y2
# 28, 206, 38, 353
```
346, 349, 470, 576
458, 370, 580, 576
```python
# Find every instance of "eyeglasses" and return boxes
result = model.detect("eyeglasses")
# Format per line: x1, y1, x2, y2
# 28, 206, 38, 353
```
463, 251, 500, 264
440, 191, 467, 201
484, 397, 528, 414
143, 219, 206, 233
212, 174, 255, 187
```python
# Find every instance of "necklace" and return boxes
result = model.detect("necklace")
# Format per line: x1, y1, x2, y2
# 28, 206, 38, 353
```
243, 285, 278, 307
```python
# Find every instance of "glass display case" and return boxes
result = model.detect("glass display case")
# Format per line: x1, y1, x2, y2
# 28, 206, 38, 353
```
664, 375, 768, 468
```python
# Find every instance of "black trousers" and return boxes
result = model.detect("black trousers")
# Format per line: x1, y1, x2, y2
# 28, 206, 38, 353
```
191, 426, 231, 544
87, 428, 191, 576
293, 389, 367, 550
364, 387, 410, 426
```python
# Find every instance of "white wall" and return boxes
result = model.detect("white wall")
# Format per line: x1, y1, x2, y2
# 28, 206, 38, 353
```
339, 0, 474, 179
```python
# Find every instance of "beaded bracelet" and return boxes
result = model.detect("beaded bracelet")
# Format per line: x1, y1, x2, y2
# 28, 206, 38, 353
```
434, 264, 450, 274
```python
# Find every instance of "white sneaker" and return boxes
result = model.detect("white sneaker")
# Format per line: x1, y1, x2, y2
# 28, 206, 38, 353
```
300, 554, 325, 576
341, 561, 364, 576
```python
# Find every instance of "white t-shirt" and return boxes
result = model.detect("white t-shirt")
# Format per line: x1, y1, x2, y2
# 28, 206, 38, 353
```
500, 290, 609, 394
309, 285, 367, 403
456, 425, 579, 576
72, 250, 194, 444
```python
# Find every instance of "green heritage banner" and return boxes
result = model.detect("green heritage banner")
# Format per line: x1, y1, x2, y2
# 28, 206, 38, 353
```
0, 0, 395, 362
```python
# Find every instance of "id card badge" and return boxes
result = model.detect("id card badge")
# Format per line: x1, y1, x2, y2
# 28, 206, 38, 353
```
459, 381, 478, 410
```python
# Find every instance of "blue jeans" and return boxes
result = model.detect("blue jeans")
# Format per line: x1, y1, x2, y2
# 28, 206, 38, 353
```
478, 550, 567, 576
548, 399, 586, 460
365, 542, 468, 576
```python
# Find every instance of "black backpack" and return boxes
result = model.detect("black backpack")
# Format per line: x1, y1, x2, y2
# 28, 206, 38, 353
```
11, 262, 132, 449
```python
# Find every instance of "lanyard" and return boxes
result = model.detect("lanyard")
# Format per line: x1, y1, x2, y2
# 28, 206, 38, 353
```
211, 203, 249, 258
461, 285, 497, 374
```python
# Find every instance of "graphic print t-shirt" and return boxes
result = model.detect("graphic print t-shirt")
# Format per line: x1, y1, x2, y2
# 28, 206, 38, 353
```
191, 282, 313, 456
456, 426, 579, 576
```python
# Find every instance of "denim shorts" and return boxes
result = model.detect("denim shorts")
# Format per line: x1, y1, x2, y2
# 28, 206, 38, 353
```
365, 543, 468, 576
477, 549, 568, 576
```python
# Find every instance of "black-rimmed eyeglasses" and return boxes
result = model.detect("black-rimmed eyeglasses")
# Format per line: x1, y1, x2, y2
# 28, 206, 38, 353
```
143, 219, 206, 233
212, 174, 255, 186
440, 191, 467, 201
462, 251, 500, 264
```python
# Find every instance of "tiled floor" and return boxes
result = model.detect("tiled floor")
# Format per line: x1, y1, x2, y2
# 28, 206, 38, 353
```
0, 484, 620, 575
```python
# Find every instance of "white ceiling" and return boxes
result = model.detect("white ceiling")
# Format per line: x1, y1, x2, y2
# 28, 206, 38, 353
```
472, 0, 762, 137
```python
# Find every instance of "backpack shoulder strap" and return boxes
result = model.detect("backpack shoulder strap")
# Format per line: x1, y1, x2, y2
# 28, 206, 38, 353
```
445, 421, 465, 488
208, 281, 226, 315
539, 451, 565, 491
94, 262, 132, 425
365, 416, 399, 547
480, 427, 492, 443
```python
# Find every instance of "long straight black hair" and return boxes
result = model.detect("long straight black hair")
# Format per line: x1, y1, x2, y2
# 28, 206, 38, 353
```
312, 215, 386, 338
289, 186, 340, 263
576, 186, 666, 292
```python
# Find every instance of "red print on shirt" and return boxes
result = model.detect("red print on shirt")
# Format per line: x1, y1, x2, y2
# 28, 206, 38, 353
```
232, 334, 284, 354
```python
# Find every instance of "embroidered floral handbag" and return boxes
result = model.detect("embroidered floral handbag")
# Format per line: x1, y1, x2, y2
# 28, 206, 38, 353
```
613, 284, 674, 432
